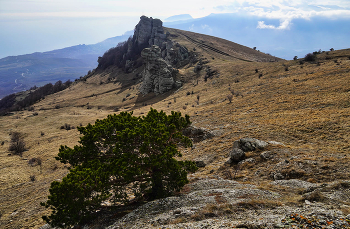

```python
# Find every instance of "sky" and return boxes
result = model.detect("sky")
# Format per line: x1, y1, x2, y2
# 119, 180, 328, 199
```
1, 0, 350, 58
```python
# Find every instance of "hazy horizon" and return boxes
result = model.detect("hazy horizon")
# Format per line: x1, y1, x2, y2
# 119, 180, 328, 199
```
1, 0, 350, 59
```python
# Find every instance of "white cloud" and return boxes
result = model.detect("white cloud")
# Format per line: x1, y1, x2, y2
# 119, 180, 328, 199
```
257, 21, 276, 29
214, 0, 350, 20
212, 0, 350, 30
257, 19, 291, 30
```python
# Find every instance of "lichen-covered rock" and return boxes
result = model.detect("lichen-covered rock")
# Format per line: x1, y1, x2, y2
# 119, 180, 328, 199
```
260, 151, 273, 160
139, 45, 179, 94
233, 138, 268, 152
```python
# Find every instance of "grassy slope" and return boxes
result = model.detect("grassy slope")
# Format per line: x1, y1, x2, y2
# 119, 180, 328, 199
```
0, 28, 349, 228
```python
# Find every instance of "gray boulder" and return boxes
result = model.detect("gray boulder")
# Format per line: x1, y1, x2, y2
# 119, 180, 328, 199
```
182, 125, 214, 143
227, 148, 245, 164
233, 138, 268, 152
195, 161, 206, 168
260, 151, 273, 160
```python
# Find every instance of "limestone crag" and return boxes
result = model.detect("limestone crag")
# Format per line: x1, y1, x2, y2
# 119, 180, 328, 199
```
126, 16, 190, 94
140, 46, 181, 94
133, 16, 166, 47
133, 16, 189, 65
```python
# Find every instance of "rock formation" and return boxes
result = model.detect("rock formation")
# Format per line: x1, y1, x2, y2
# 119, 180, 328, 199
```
139, 45, 181, 94
127, 16, 190, 94
132, 16, 166, 48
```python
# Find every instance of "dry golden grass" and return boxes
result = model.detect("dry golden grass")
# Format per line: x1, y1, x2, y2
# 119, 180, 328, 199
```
0, 28, 349, 228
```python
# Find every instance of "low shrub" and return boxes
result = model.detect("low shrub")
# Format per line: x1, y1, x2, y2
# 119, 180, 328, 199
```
60, 123, 73, 130
8, 132, 26, 156
28, 157, 42, 166
30, 175, 36, 182
304, 53, 316, 62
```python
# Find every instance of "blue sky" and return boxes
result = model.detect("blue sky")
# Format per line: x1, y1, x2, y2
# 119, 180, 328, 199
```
1, 0, 350, 58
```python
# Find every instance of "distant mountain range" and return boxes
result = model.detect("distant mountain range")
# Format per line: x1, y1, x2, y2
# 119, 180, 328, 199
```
0, 32, 132, 99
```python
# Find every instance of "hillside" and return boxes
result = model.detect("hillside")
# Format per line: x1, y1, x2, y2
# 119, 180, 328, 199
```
0, 17, 350, 228
164, 13, 350, 60
0, 33, 130, 99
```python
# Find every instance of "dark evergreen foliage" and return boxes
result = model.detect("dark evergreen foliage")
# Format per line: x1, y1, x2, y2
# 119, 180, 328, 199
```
0, 80, 72, 115
304, 53, 316, 62
41, 108, 197, 228
97, 35, 149, 71
0, 93, 16, 114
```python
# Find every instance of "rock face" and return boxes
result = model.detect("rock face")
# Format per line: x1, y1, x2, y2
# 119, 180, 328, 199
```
139, 46, 180, 94
133, 16, 166, 48
131, 16, 189, 94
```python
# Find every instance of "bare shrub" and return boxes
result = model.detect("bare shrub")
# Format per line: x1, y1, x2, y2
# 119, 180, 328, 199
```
60, 123, 72, 130
28, 157, 42, 166
8, 132, 26, 156
227, 94, 233, 103
183, 105, 187, 110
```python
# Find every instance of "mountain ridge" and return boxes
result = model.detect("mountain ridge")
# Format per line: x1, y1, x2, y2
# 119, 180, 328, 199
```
0, 33, 131, 99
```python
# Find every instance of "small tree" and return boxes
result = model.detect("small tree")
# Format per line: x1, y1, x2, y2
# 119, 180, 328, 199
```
304, 53, 316, 62
41, 108, 197, 228
8, 132, 26, 156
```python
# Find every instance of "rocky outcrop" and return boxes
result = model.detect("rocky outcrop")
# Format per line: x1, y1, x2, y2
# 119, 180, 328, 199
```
129, 16, 190, 94
55, 179, 350, 228
133, 16, 166, 48
139, 45, 181, 94
226, 138, 269, 164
